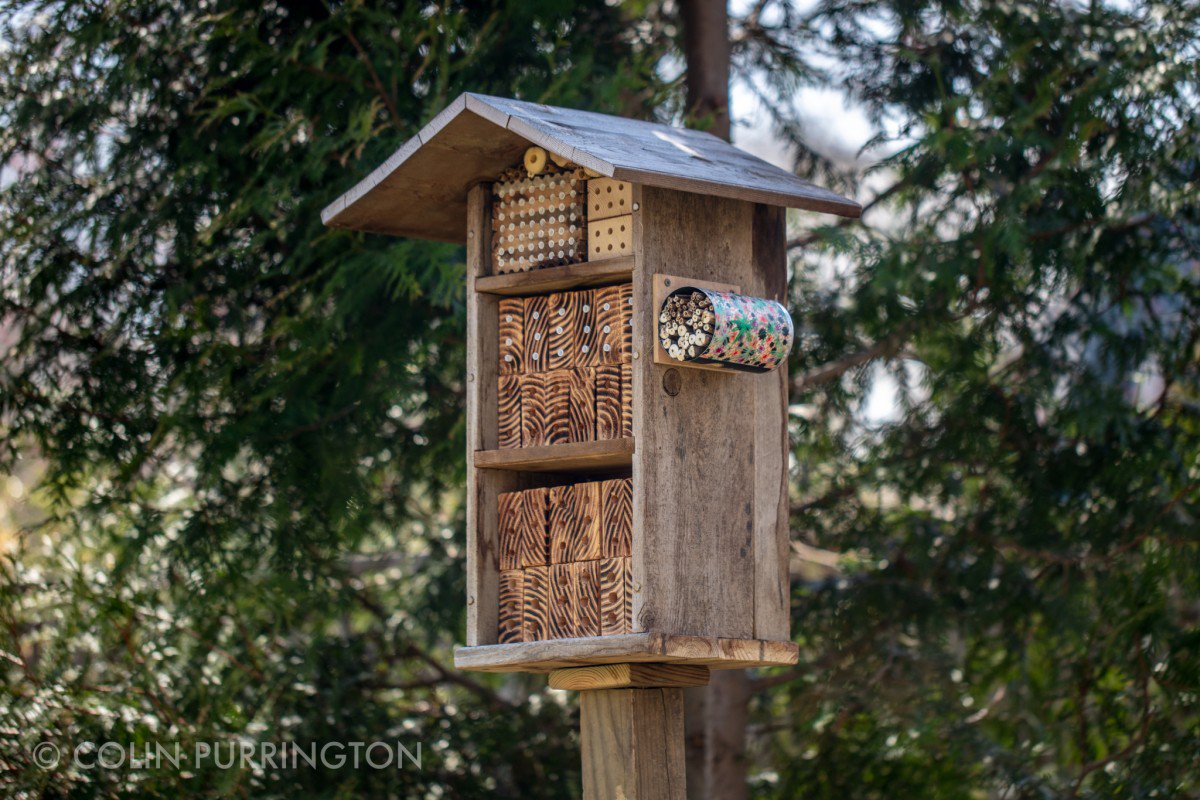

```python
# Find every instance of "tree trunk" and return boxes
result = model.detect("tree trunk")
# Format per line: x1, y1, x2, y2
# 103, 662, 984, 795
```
679, 0, 731, 140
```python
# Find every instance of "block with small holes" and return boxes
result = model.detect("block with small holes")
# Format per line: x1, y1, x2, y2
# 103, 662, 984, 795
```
497, 298, 524, 374
587, 214, 633, 261
587, 178, 633, 222
492, 167, 587, 274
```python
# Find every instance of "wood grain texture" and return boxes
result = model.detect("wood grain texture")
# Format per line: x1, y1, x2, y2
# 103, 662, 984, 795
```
544, 370, 572, 445
587, 177, 634, 222
598, 557, 629, 636
522, 566, 551, 642
551, 663, 708, 690
474, 437, 634, 473
549, 563, 578, 639
545, 291, 581, 372
549, 482, 600, 564
587, 214, 634, 261
496, 375, 521, 449
580, 688, 686, 800
497, 298, 524, 374
475, 256, 633, 297
591, 285, 625, 365
594, 365, 622, 440
574, 560, 602, 638
567, 367, 596, 443
577, 290, 601, 367
600, 478, 633, 558
518, 372, 548, 447
524, 294, 550, 373
618, 283, 633, 361
498, 569, 524, 643
322, 93, 861, 243
619, 362, 632, 439
453, 632, 799, 672
497, 491, 522, 571
517, 487, 550, 568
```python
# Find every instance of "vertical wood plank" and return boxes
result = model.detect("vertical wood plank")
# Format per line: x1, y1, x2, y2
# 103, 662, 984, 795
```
522, 565, 551, 642
498, 569, 524, 643
580, 688, 686, 800
497, 375, 521, 449
598, 557, 628, 636
595, 365, 622, 440
546, 291, 580, 372
618, 283, 633, 361
518, 372, 549, 447
548, 484, 575, 565
518, 486, 550, 567
570, 480, 602, 562
577, 289, 600, 366
498, 297, 524, 374
575, 561, 601, 638
600, 477, 633, 558
549, 562, 578, 639
545, 370, 572, 445
620, 362, 633, 439
568, 367, 597, 443
497, 490, 522, 571
524, 294, 550, 372
592, 285, 625, 365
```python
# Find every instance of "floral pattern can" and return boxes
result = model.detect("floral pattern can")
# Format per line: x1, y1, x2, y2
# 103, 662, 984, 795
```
666, 286, 794, 373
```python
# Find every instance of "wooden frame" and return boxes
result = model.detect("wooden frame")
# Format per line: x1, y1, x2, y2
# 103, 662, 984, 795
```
650, 273, 741, 373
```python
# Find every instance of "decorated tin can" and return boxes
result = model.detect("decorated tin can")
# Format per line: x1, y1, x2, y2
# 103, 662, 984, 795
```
659, 286, 794, 373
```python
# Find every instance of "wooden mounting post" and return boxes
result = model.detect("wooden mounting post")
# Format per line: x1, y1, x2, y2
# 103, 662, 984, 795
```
554, 664, 708, 799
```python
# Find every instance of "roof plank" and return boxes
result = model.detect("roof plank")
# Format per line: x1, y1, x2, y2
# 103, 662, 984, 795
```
322, 92, 861, 241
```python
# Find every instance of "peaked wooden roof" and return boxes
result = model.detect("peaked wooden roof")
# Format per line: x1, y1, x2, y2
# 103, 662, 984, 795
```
321, 93, 862, 243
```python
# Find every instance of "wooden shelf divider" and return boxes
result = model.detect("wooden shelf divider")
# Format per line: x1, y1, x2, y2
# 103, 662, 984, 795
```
474, 437, 634, 473
476, 256, 635, 297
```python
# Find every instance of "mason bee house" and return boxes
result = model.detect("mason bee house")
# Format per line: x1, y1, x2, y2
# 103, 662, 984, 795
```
322, 93, 861, 674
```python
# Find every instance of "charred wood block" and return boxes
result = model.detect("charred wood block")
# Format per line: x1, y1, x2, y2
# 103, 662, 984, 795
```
623, 556, 632, 632
575, 561, 601, 638
497, 375, 521, 450
568, 367, 596, 443
618, 283, 633, 361
498, 569, 524, 643
498, 298, 524, 374
524, 295, 551, 373
592, 286, 625, 365
619, 362, 632, 438
549, 563, 578, 639
598, 557, 629, 636
576, 289, 600, 367
549, 482, 600, 564
518, 487, 550, 568
546, 291, 581, 372
522, 566, 550, 642
518, 373, 548, 447
497, 491, 522, 571
544, 370, 572, 445
600, 478, 633, 559
594, 365, 622, 441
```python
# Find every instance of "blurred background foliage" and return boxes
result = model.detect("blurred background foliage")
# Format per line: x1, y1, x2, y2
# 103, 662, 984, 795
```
1, 0, 1197, 798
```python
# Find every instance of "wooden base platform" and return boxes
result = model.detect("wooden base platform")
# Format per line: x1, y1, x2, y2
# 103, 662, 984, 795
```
454, 632, 798, 673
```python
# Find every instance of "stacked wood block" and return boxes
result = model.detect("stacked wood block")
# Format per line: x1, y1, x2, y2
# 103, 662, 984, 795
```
497, 283, 633, 449
492, 165, 588, 274
497, 478, 633, 643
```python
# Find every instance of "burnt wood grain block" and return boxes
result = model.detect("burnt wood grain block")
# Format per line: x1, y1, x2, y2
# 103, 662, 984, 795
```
594, 365, 622, 441
497, 491, 522, 571
518, 373, 548, 446
598, 557, 629, 635
549, 563, 578, 639
619, 362, 632, 438
498, 298, 524, 374
618, 283, 633, 361
623, 556, 632, 632
551, 482, 601, 563
498, 569, 524, 643
522, 566, 550, 642
497, 375, 521, 449
524, 294, 550, 373
518, 487, 550, 567
544, 370, 572, 445
575, 560, 601, 638
546, 291, 582, 372
592, 285, 624, 365
600, 478, 633, 559
568, 367, 596, 443
576, 289, 600, 366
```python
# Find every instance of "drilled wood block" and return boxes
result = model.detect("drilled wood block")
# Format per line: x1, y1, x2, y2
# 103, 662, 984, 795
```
549, 482, 601, 564
524, 294, 550, 373
493, 168, 587, 274
518, 373, 549, 447
587, 177, 633, 222
498, 491, 522, 571
575, 560, 601, 638
522, 566, 551, 642
546, 291, 581, 372
498, 569, 524, 644
623, 556, 632, 633
619, 362, 632, 438
592, 285, 625, 365
600, 478, 632, 558
594, 365, 622, 441
618, 283, 633, 361
575, 289, 599, 366
599, 557, 629, 636
568, 367, 596, 443
497, 375, 521, 450
544, 370, 572, 445
518, 487, 550, 568
498, 298, 524, 374
549, 563, 578, 639
587, 214, 633, 262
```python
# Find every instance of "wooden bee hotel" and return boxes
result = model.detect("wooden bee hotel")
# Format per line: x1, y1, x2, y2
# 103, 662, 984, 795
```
323, 93, 860, 798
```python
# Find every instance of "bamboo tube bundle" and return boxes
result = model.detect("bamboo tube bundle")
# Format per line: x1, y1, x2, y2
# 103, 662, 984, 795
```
658, 286, 794, 373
